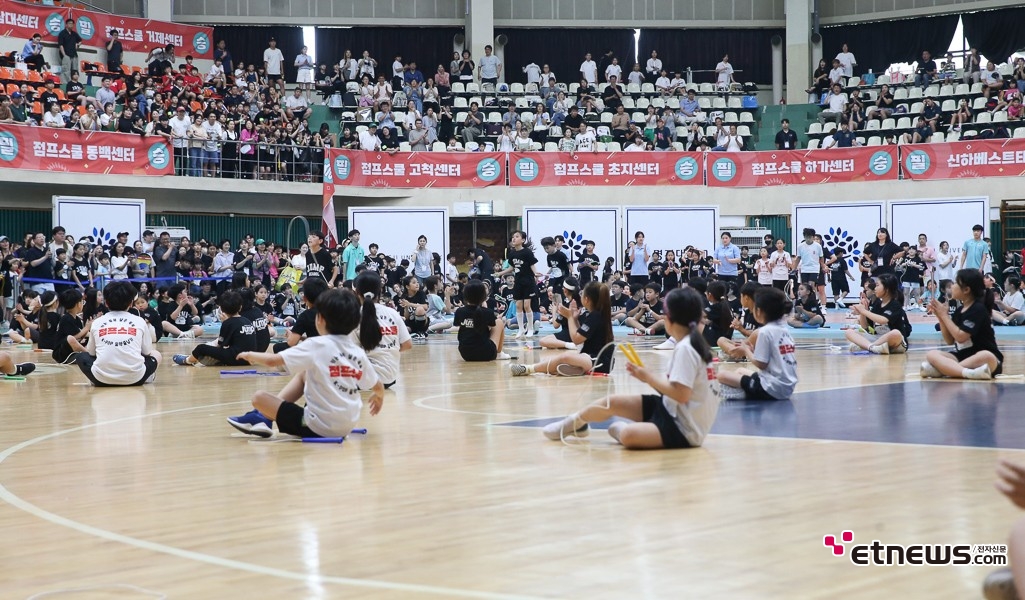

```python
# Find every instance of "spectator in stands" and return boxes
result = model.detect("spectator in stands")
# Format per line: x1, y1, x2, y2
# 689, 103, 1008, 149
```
574, 123, 597, 152
836, 43, 857, 77
982, 61, 1005, 99
826, 120, 858, 148
66, 71, 100, 112
42, 103, 65, 128
655, 69, 672, 95
902, 116, 933, 144
457, 51, 474, 83
865, 83, 894, 121
913, 50, 937, 90
602, 75, 624, 110
940, 52, 956, 81
715, 54, 736, 90
496, 123, 515, 152
645, 50, 662, 79
478, 46, 502, 88
653, 118, 673, 151
170, 107, 191, 176
462, 103, 483, 144
775, 119, 798, 150
57, 19, 82, 84
22, 33, 46, 72
358, 50, 378, 80
500, 103, 519, 130
684, 122, 704, 150
818, 83, 847, 126
434, 65, 450, 104
0, 96, 12, 124
611, 104, 630, 143
202, 112, 225, 178
921, 97, 941, 132
8, 92, 27, 124
580, 53, 598, 87
669, 72, 687, 96
539, 64, 556, 87
949, 98, 973, 132
372, 75, 393, 110
105, 29, 123, 74
264, 38, 286, 96
562, 103, 583, 132
677, 89, 704, 125
804, 58, 830, 99
964, 48, 982, 85
187, 114, 208, 175
285, 88, 312, 121
437, 105, 454, 141
294, 46, 315, 104
408, 118, 429, 151
828, 58, 845, 86
627, 63, 644, 86
523, 60, 542, 85
529, 103, 551, 143
1008, 96, 1024, 121
624, 134, 646, 152
710, 117, 729, 150
147, 44, 175, 78
724, 125, 744, 152
604, 57, 622, 83
378, 126, 400, 154
846, 102, 865, 131
214, 40, 233, 76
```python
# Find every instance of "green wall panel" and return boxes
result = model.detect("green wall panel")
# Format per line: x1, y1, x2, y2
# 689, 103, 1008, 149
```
0, 209, 54, 243
145, 214, 346, 250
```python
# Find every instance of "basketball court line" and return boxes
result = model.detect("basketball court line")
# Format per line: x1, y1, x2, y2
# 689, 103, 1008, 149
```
0, 401, 543, 600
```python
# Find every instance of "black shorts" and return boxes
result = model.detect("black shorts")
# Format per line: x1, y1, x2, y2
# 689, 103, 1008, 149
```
831, 276, 850, 296
459, 340, 498, 362
512, 280, 537, 300
267, 74, 283, 82
77, 353, 158, 387
641, 394, 691, 449
739, 372, 782, 400
629, 275, 648, 287
772, 279, 788, 290
953, 349, 1004, 376
275, 401, 320, 438
800, 272, 819, 284
554, 324, 573, 343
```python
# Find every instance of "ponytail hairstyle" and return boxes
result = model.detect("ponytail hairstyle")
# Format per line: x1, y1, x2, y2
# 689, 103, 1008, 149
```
237, 286, 256, 312
706, 280, 726, 302
461, 280, 492, 335
354, 271, 384, 350
511, 230, 535, 252
38, 290, 58, 333
580, 282, 613, 345
561, 276, 581, 305
663, 287, 713, 363
753, 286, 793, 323
875, 273, 902, 304
956, 268, 994, 311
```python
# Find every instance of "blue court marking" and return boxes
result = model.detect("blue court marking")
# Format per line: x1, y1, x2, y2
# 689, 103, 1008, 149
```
494, 381, 1025, 450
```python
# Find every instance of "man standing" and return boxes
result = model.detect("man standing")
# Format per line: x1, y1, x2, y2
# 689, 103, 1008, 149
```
24, 232, 55, 293
169, 107, 191, 176
106, 29, 123, 74
49, 226, 71, 257
796, 228, 826, 290
214, 40, 234, 76
579, 53, 597, 87
960, 224, 990, 273
775, 118, 799, 150
57, 19, 82, 84
264, 38, 285, 96
645, 50, 662, 79
478, 45, 502, 88
713, 232, 742, 288
340, 229, 364, 283
153, 232, 178, 281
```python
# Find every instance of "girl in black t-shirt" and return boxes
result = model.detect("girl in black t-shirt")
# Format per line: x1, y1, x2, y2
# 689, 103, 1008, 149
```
173, 290, 256, 366
662, 250, 681, 292
496, 231, 540, 338
455, 280, 509, 362
53, 288, 90, 363
510, 282, 614, 377
70, 243, 92, 290
398, 275, 429, 338
238, 287, 271, 352
788, 283, 825, 329
718, 282, 761, 358
924, 269, 1004, 379
704, 280, 735, 346
539, 278, 581, 350
845, 273, 911, 355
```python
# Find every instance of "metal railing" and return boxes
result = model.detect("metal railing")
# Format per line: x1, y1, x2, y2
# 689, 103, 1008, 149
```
166, 140, 328, 182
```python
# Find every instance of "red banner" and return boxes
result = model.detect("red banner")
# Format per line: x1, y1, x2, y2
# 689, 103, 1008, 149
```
329, 149, 505, 188
0, 124, 171, 176
508, 151, 704, 186
0, 0, 213, 59
901, 138, 1025, 180
705, 146, 899, 187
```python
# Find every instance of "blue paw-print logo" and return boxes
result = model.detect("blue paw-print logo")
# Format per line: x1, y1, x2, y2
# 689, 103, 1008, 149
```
75, 15, 95, 41
562, 230, 585, 261
333, 155, 351, 180
0, 131, 19, 162
711, 157, 737, 182
45, 13, 64, 35
674, 156, 700, 181
868, 150, 893, 176
148, 142, 170, 170
82, 227, 113, 250
822, 226, 861, 268
192, 33, 210, 55
513, 157, 539, 182
476, 157, 501, 182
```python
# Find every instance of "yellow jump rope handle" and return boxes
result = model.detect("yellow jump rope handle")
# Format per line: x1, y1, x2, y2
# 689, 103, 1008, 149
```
619, 343, 644, 367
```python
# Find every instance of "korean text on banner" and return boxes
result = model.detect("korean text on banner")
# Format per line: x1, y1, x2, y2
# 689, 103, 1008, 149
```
705, 146, 899, 187
0, 125, 172, 176
508, 151, 704, 186
901, 139, 1025, 180
330, 150, 505, 188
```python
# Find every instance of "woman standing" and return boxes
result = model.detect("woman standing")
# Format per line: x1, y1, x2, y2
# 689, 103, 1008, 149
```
413, 235, 434, 283
933, 240, 955, 288
862, 227, 903, 278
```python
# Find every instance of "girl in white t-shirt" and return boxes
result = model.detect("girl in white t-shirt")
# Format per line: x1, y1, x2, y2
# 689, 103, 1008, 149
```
229, 289, 384, 439
754, 247, 773, 285
769, 239, 793, 290
717, 287, 798, 401
353, 272, 412, 388
542, 288, 720, 449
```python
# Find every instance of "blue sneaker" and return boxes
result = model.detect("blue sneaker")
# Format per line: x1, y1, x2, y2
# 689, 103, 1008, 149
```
172, 354, 190, 366
226, 409, 273, 438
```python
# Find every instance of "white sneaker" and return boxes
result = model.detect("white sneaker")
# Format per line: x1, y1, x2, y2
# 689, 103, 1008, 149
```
178, 330, 195, 340
495, 352, 512, 360
920, 361, 942, 378
525, 330, 535, 338
511, 330, 522, 339
848, 343, 861, 353
563, 342, 577, 350
653, 338, 676, 350
542, 418, 589, 440
869, 343, 889, 355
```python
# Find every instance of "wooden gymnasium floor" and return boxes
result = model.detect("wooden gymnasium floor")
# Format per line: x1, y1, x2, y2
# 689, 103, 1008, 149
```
2, 331, 1025, 599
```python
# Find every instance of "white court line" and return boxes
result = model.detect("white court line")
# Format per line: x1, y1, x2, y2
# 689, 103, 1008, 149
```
0, 401, 542, 600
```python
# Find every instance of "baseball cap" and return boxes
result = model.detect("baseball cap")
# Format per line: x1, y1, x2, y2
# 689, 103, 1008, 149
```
368, 122, 378, 127
0, 235, 8, 242
176, 106, 185, 112
255, 238, 265, 245
10, 92, 20, 98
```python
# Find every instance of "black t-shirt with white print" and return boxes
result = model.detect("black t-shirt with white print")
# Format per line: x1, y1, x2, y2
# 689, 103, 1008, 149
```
304, 247, 334, 281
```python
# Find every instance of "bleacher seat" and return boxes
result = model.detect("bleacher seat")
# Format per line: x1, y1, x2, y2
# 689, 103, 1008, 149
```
675, 126, 688, 137
865, 120, 880, 131
938, 85, 954, 98
698, 98, 712, 109
596, 142, 607, 152
993, 111, 1008, 123
877, 75, 891, 85
807, 122, 822, 135
1014, 127, 1025, 139
631, 111, 645, 123
947, 131, 960, 142
737, 125, 751, 136
931, 132, 945, 143
487, 112, 501, 123
727, 97, 742, 109
893, 88, 908, 101
465, 83, 480, 94
568, 83, 579, 93
455, 111, 468, 123
705, 125, 717, 137
712, 97, 727, 109
600, 112, 613, 123
672, 142, 684, 151
807, 139, 820, 149
941, 99, 956, 112
976, 112, 992, 124
667, 98, 680, 109
823, 122, 837, 133
432, 141, 447, 151
867, 136, 882, 146
510, 83, 524, 94
880, 118, 895, 131
848, 76, 861, 87
451, 82, 465, 94
468, 96, 482, 106
999, 63, 1013, 76
525, 83, 538, 94
970, 83, 983, 95
896, 117, 912, 130
954, 83, 970, 96
651, 97, 665, 108
740, 112, 754, 123
454, 97, 468, 108
621, 97, 635, 109
399, 142, 411, 151
626, 83, 641, 94
725, 112, 739, 124
641, 83, 655, 94
636, 97, 649, 110
909, 102, 923, 115
924, 85, 939, 97
699, 83, 714, 93
515, 97, 529, 108
607, 142, 621, 151
972, 97, 988, 110
908, 88, 923, 100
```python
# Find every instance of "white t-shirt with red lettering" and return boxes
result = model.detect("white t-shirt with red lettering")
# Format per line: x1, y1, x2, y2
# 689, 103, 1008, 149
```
662, 341, 720, 447
280, 334, 379, 437
85, 311, 155, 385
349, 303, 410, 386
752, 318, 798, 399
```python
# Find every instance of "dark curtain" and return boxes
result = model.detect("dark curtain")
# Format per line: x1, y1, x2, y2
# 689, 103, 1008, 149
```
962, 8, 1025, 63
821, 14, 959, 75
315, 27, 464, 75
639, 28, 784, 84
213, 26, 304, 82
495, 28, 636, 85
